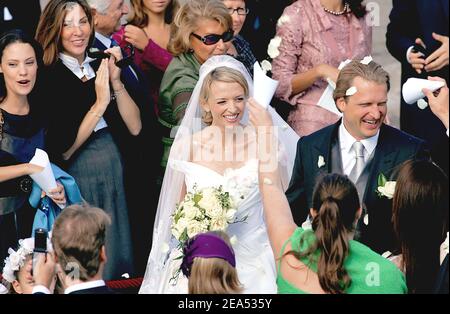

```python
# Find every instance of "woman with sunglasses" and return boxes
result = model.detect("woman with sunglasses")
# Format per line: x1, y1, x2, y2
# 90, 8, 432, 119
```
221, 0, 257, 76
34, 0, 140, 281
112, 0, 178, 110
271, 0, 372, 137
157, 0, 232, 171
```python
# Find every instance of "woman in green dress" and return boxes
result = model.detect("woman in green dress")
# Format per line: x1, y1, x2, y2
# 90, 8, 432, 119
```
249, 101, 407, 294
158, 0, 233, 171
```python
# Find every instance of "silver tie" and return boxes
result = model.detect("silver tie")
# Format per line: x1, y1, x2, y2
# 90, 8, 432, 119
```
349, 141, 365, 183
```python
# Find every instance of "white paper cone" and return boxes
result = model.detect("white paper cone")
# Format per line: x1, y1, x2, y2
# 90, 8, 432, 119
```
29, 149, 64, 208
253, 61, 279, 109
402, 78, 445, 105
316, 83, 342, 116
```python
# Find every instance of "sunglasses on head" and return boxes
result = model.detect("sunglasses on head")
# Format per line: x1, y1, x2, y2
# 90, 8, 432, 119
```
191, 29, 234, 45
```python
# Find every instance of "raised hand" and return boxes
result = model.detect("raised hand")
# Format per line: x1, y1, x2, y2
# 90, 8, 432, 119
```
95, 59, 111, 109
124, 25, 149, 51
316, 64, 340, 83
104, 46, 123, 84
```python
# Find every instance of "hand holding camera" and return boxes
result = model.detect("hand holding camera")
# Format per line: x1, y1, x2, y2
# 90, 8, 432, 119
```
32, 228, 57, 290
408, 38, 427, 74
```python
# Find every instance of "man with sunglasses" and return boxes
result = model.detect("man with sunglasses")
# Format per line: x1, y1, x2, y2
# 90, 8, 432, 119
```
87, 0, 162, 277
221, 0, 257, 76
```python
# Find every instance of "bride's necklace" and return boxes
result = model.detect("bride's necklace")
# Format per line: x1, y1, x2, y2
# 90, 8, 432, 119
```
323, 2, 349, 15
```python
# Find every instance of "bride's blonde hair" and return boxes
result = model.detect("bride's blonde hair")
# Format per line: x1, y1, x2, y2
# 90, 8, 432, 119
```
199, 67, 249, 125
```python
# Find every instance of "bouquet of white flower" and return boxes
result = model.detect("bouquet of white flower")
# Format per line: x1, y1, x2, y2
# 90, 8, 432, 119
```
171, 185, 244, 245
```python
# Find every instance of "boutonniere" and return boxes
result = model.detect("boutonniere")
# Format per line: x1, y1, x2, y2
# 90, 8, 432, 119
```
317, 155, 326, 168
376, 173, 396, 199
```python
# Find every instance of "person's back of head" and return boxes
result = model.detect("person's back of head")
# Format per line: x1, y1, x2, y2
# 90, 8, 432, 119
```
182, 231, 242, 294
392, 159, 449, 294
51, 204, 111, 282
297, 174, 361, 294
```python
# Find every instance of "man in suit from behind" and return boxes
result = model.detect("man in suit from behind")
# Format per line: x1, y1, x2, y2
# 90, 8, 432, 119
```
386, 0, 449, 174
86, 0, 161, 277
32, 204, 115, 294
286, 60, 430, 255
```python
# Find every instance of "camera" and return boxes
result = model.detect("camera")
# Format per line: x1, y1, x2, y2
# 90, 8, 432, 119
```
412, 43, 429, 59
87, 44, 135, 69
32, 228, 48, 275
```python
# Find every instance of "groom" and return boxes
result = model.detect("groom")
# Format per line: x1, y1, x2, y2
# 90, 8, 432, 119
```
286, 60, 430, 254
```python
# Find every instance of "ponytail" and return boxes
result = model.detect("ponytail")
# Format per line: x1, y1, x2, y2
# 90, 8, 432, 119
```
313, 198, 351, 294
284, 174, 359, 294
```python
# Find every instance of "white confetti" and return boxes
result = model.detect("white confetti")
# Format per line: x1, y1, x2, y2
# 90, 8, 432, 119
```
345, 86, 358, 96
417, 99, 429, 110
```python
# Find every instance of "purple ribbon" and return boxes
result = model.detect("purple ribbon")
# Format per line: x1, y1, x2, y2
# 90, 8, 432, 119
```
181, 232, 236, 277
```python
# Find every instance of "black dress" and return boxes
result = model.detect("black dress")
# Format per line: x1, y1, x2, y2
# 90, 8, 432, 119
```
0, 107, 45, 266
37, 60, 134, 280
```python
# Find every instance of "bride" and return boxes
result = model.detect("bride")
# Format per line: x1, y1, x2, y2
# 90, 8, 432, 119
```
139, 55, 299, 293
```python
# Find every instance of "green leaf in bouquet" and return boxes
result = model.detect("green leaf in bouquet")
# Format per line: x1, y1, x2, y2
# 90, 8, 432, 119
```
193, 193, 202, 204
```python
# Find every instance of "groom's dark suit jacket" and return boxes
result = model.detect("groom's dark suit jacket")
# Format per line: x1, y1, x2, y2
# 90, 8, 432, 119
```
286, 121, 430, 254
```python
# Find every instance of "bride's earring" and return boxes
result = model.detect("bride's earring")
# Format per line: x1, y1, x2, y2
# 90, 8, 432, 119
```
202, 109, 213, 125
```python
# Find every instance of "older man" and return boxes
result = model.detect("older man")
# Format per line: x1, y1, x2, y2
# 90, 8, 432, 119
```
286, 60, 430, 254
87, 0, 161, 277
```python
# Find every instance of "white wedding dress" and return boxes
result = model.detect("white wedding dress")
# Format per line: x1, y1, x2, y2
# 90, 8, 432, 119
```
139, 55, 299, 294
156, 158, 277, 294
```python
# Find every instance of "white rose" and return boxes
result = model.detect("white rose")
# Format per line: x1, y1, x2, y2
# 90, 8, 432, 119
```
183, 201, 201, 220
210, 216, 228, 231
377, 181, 396, 199
187, 220, 208, 238
268, 36, 282, 59
198, 189, 221, 214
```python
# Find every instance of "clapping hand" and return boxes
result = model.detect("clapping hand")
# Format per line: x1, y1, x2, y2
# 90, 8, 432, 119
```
104, 46, 123, 83
95, 59, 111, 109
